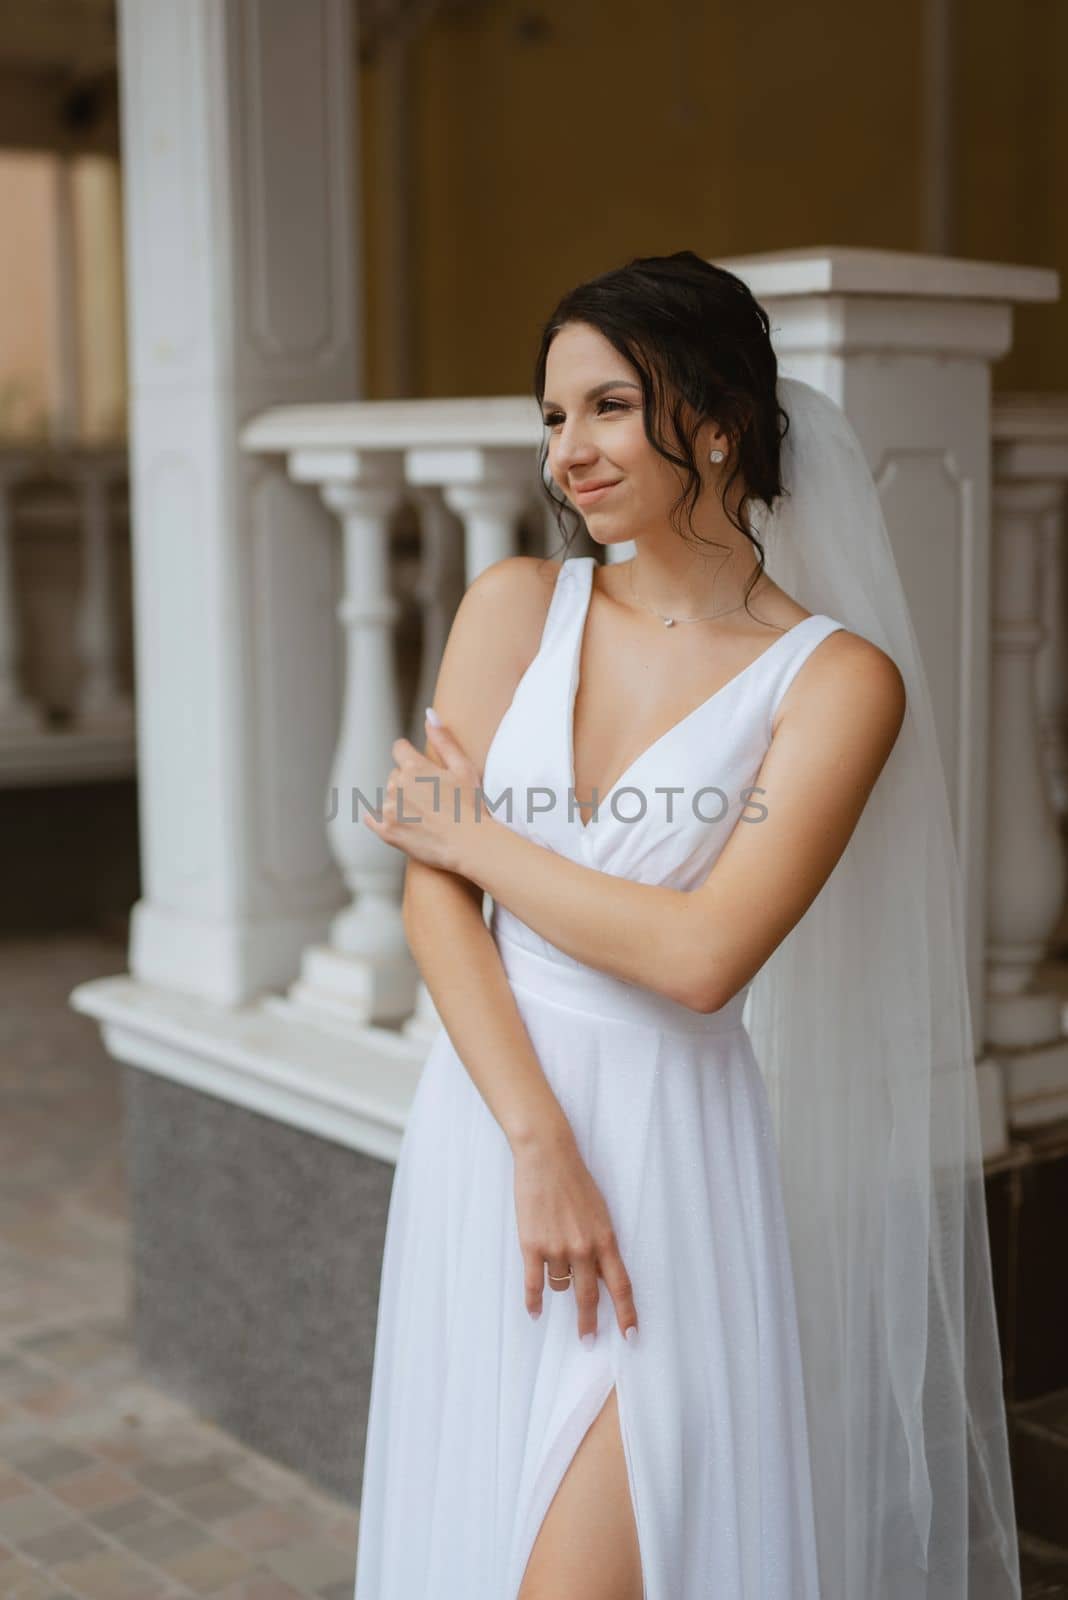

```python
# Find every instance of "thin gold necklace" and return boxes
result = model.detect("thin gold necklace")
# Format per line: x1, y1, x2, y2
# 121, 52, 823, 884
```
627, 561, 748, 627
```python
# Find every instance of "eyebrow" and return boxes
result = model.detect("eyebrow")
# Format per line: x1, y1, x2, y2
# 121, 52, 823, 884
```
541, 379, 641, 410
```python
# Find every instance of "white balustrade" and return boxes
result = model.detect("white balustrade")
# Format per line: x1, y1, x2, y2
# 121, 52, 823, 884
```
242, 402, 548, 1034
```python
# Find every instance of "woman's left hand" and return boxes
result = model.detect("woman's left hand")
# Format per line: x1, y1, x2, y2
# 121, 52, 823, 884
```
361, 717, 490, 873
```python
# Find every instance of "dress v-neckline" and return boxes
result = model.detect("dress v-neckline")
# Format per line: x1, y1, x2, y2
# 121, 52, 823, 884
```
566, 557, 825, 832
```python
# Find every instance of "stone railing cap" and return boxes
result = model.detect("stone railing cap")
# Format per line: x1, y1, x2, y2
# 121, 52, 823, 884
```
716, 246, 1059, 304
242, 395, 543, 454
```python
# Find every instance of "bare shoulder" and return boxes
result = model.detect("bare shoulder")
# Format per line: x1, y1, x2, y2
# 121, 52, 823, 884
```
423, 555, 566, 771
451, 554, 565, 679
463, 552, 561, 624
774, 623, 907, 759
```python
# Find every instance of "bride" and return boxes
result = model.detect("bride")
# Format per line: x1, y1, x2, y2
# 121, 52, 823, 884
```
356, 251, 1020, 1600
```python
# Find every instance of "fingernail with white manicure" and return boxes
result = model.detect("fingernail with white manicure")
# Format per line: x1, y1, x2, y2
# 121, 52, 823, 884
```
425, 707, 442, 727
625, 1326, 639, 1346
581, 1332, 596, 1350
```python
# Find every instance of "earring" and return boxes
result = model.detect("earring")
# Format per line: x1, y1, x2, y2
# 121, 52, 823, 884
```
709, 448, 725, 464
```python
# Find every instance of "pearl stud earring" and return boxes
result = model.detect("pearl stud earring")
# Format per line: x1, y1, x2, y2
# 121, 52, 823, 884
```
709, 449, 725, 463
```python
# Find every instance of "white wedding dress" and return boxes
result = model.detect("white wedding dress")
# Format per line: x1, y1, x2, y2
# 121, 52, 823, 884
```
353, 554, 847, 1599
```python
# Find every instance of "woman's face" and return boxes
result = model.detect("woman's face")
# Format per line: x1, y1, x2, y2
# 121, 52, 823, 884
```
541, 321, 728, 548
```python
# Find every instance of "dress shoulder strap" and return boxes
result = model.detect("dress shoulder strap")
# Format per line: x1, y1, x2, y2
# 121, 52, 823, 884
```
536, 554, 593, 651
765, 615, 846, 734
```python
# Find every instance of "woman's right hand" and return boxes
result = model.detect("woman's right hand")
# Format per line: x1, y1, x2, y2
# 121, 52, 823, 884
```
512, 1124, 639, 1346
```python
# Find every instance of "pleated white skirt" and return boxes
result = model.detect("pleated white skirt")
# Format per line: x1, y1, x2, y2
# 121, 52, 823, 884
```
352, 929, 823, 1600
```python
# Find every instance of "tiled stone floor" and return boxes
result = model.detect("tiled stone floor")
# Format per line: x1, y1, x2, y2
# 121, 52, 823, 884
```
0, 934, 359, 1600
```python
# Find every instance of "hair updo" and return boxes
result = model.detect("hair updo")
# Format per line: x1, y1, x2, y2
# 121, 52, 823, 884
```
532, 249, 789, 616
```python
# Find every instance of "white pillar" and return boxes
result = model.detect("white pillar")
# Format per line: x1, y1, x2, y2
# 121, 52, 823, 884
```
718, 248, 1059, 1156
119, 0, 360, 1004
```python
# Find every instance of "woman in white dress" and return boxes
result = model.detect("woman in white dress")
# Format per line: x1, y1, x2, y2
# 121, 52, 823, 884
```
356, 252, 1021, 1599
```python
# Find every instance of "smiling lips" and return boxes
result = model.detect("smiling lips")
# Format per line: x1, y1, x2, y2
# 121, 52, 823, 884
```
573, 480, 620, 502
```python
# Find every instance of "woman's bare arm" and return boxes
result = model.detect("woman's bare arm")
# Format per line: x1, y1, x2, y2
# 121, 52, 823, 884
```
400, 556, 578, 1152
441, 625, 907, 1013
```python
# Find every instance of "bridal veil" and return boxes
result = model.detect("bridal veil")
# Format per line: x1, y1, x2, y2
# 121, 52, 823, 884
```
743, 376, 1021, 1598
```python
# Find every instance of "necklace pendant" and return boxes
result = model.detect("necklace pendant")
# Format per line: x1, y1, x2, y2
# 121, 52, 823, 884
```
664, 616, 675, 627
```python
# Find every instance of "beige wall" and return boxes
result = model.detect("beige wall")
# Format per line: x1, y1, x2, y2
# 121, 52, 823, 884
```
6, 2, 1061, 424
0, 149, 127, 442
0, 151, 55, 434
956, 0, 1066, 391
359, 0, 1065, 400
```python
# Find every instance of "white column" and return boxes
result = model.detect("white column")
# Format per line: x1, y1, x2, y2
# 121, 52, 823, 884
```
717, 248, 1059, 1156
119, 0, 360, 1005
72, 456, 134, 726
271, 458, 417, 1027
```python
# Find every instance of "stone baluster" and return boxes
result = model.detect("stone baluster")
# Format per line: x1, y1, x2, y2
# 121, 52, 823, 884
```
0, 461, 45, 734
402, 440, 534, 577
1036, 491, 1068, 817
406, 485, 465, 751
993, 398, 1068, 820
269, 454, 416, 1029
398, 487, 468, 1044
399, 450, 533, 1041
987, 464, 1068, 1128
73, 456, 134, 726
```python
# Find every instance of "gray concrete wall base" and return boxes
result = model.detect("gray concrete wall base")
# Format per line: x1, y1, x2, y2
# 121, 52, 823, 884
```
122, 1066, 394, 1504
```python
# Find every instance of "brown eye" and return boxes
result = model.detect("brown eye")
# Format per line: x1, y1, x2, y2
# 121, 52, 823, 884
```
542, 398, 630, 428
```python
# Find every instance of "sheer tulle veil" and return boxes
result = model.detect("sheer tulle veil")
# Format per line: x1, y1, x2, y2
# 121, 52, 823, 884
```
741, 376, 1021, 1598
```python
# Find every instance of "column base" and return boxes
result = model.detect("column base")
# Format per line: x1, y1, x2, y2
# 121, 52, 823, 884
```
129, 897, 341, 1007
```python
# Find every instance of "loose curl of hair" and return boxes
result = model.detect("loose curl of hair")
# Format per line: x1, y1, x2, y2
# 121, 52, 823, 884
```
532, 249, 790, 621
